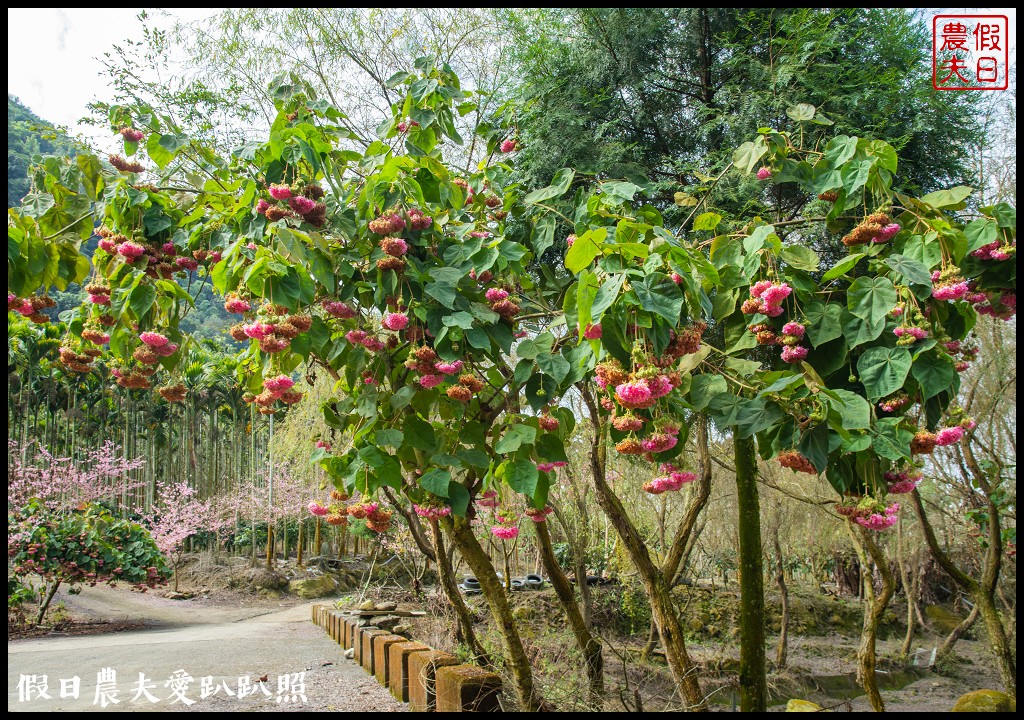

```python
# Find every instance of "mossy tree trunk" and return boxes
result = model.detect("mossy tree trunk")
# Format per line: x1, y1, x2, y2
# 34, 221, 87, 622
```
444, 516, 546, 711
428, 517, 491, 668
734, 433, 767, 711
847, 521, 895, 712
535, 518, 604, 704
896, 516, 920, 660
581, 386, 706, 710
643, 414, 713, 661
772, 508, 789, 669
911, 486, 1015, 697
937, 604, 979, 659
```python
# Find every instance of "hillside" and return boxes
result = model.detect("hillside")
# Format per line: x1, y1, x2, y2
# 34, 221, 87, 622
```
8, 95, 73, 207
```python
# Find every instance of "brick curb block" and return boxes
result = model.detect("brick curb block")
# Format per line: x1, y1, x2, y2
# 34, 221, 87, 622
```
310, 604, 502, 711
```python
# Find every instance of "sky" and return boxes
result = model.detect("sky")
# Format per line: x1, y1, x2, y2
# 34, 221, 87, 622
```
7, 8, 222, 151
7, 7, 1017, 153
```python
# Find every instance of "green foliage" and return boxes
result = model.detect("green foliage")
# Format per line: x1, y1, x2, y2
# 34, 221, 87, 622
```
8, 500, 171, 594
8, 52, 1013, 534
8, 96, 75, 208
504, 8, 978, 214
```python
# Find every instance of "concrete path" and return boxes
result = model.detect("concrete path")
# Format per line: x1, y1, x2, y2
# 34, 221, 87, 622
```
8, 587, 404, 712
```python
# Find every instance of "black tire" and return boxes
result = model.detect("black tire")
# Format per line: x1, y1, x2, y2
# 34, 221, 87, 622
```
463, 576, 481, 588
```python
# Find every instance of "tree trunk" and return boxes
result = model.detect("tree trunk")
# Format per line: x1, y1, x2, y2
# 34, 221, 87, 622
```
734, 434, 767, 711
445, 516, 545, 711
35, 580, 61, 626
429, 518, 491, 667
297, 519, 304, 567
937, 604, 979, 659
535, 519, 604, 703
897, 516, 913, 659
910, 488, 1016, 697
847, 522, 895, 712
773, 517, 789, 669
265, 523, 275, 569
581, 386, 705, 710
976, 591, 1016, 698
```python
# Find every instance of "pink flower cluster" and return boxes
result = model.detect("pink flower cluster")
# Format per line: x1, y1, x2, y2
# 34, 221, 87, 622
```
536, 461, 568, 473
935, 426, 964, 446
289, 196, 317, 214
855, 503, 900, 531
782, 322, 805, 338
486, 288, 509, 302
382, 312, 409, 331
469, 230, 491, 239
323, 299, 357, 319
477, 489, 500, 509
256, 199, 270, 215
614, 380, 651, 408
877, 393, 910, 413
116, 241, 146, 259
526, 506, 554, 523
11, 297, 34, 315
414, 504, 452, 519
893, 327, 928, 341
974, 290, 1016, 320
224, 295, 251, 314
263, 375, 295, 394
781, 345, 808, 363
643, 470, 697, 494
614, 375, 674, 409
345, 329, 385, 352
933, 282, 970, 301
500, 139, 518, 153
640, 433, 678, 453
315, 440, 332, 451
434, 360, 463, 375
308, 502, 329, 517
368, 213, 406, 235
89, 293, 111, 305
756, 167, 772, 180
175, 257, 199, 272
140, 331, 169, 348
119, 127, 146, 142
407, 207, 432, 230
871, 223, 901, 244
419, 374, 445, 389
583, 323, 603, 340
243, 322, 276, 340
269, 184, 292, 201
971, 240, 1015, 261
742, 281, 792, 317
884, 470, 922, 495
491, 525, 519, 540
380, 237, 408, 257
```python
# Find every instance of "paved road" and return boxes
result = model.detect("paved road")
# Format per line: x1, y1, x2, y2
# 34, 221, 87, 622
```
8, 587, 404, 712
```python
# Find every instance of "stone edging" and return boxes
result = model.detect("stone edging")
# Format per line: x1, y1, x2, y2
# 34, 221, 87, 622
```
312, 604, 502, 712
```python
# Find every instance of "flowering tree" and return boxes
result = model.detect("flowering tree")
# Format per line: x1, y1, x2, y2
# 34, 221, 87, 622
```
147, 480, 219, 591
8, 440, 145, 512
8, 500, 170, 624
8, 59, 1016, 709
